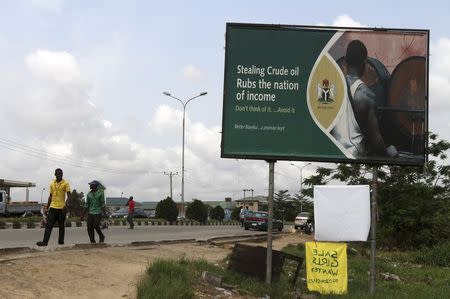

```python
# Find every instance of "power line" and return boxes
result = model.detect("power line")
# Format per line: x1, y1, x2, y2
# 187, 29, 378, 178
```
0, 137, 124, 171
0, 137, 161, 175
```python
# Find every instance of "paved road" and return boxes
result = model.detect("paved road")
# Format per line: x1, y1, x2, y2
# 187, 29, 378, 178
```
0, 225, 262, 249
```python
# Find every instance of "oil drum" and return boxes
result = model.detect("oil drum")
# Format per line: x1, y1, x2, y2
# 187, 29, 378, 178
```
385, 56, 426, 155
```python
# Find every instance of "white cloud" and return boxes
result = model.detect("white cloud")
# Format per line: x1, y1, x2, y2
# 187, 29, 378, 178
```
25, 49, 86, 86
429, 38, 450, 111
44, 142, 73, 157
430, 38, 450, 77
182, 64, 204, 80
332, 15, 367, 27
148, 105, 183, 134
429, 38, 450, 140
103, 120, 112, 129
30, 0, 63, 13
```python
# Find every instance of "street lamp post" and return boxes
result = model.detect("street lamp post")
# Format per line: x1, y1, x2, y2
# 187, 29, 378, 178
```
163, 91, 207, 217
290, 162, 312, 211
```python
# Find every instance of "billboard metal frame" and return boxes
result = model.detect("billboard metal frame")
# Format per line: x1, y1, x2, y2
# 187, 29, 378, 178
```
221, 22, 430, 166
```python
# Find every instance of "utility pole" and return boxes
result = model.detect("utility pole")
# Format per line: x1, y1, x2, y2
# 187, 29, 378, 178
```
369, 167, 378, 294
40, 188, 45, 204
266, 161, 276, 284
164, 172, 178, 199
243, 189, 247, 200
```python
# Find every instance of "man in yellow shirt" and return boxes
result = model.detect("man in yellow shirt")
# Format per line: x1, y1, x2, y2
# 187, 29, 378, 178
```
37, 168, 71, 246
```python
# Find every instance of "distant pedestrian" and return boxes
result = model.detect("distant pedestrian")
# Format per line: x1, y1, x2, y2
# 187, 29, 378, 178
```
126, 196, 135, 229
36, 168, 71, 246
82, 180, 106, 243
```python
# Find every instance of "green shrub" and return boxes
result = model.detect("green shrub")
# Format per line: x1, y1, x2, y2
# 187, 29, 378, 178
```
155, 197, 178, 222
185, 200, 208, 224
209, 205, 225, 221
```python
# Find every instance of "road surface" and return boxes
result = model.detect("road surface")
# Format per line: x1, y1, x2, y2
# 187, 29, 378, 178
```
0, 225, 262, 248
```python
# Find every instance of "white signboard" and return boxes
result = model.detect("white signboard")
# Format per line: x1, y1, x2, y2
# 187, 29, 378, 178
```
314, 185, 370, 241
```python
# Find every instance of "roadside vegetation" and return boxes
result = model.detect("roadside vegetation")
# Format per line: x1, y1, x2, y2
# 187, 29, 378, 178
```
282, 242, 450, 298
137, 257, 298, 299
137, 241, 450, 299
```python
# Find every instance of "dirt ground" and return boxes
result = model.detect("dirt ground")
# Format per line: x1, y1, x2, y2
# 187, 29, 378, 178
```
0, 232, 313, 299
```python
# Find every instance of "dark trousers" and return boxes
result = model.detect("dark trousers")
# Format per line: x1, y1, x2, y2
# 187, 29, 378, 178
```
87, 213, 105, 243
127, 213, 134, 228
43, 208, 66, 244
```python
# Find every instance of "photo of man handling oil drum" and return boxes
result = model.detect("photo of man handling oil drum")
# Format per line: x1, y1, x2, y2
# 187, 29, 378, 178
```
310, 30, 427, 163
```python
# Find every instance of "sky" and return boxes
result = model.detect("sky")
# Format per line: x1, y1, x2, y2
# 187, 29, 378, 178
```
1, 0, 449, 203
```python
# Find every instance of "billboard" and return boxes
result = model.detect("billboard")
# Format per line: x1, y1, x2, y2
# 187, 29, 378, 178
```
221, 23, 429, 166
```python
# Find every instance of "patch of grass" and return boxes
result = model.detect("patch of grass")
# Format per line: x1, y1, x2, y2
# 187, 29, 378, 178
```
283, 242, 450, 299
137, 259, 194, 299
384, 241, 450, 268
138, 256, 301, 299
138, 242, 450, 299
411, 241, 450, 267
323, 252, 450, 299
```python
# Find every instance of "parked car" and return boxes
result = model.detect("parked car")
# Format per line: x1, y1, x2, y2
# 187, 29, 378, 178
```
147, 210, 156, 218
294, 212, 311, 230
243, 211, 283, 231
110, 208, 150, 218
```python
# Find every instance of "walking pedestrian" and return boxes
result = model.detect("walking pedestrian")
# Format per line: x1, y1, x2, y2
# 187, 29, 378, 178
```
36, 168, 71, 246
82, 180, 106, 243
126, 196, 135, 229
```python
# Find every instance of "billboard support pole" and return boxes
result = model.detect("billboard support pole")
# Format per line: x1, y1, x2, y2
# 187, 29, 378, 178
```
266, 160, 276, 284
369, 166, 378, 294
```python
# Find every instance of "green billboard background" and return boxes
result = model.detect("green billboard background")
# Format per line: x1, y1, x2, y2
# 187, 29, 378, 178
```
221, 23, 428, 166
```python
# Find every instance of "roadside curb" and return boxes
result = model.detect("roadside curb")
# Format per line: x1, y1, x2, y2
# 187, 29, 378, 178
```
130, 238, 196, 246
0, 247, 38, 255
0, 232, 292, 257
0, 220, 241, 230
205, 232, 287, 245
205, 233, 267, 242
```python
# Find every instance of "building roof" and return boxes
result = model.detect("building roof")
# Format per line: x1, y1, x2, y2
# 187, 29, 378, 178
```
141, 201, 158, 210
0, 179, 36, 188
203, 201, 234, 210
235, 195, 268, 203
106, 197, 129, 206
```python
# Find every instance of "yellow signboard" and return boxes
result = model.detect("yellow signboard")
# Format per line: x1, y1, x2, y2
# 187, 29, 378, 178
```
305, 242, 348, 294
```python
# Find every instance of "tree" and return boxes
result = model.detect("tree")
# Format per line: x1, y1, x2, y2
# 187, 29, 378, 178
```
209, 205, 225, 221
155, 197, 178, 222
273, 190, 298, 221
185, 199, 208, 223
259, 202, 268, 211
302, 133, 450, 249
66, 190, 84, 217
231, 206, 241, 221
292, 193, 314, 215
